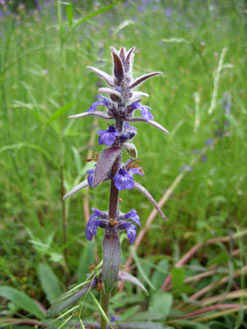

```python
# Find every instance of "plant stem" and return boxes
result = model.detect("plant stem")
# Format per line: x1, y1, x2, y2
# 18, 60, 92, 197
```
100, 290, 110, 329
100, 116, 123, 327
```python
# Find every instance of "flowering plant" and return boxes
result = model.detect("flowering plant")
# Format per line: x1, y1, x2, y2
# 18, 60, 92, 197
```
63, 47, 168, 328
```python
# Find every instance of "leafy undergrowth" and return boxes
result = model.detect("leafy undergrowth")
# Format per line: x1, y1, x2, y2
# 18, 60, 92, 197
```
0, 0, 246, 328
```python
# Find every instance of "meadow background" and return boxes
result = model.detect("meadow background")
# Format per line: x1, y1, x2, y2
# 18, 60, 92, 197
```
0, 0, 246, 328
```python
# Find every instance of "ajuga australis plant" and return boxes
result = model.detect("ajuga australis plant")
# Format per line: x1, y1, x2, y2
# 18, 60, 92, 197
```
63, 47, 169, 328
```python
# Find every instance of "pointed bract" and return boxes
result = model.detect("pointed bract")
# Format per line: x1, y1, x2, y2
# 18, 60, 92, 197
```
127, 117, 169, 134
69, 111, 113, 120
98, 87, 122, 102
119, 47, 126, 62
63, 179, 88, 199
128, 72, 162, 89
93, 146, 121, 187
87, 66, 115, 87
111, 49, 124, 82
118, 271, 148, 294
125, 47, 135, 72
134, 182, 167, 221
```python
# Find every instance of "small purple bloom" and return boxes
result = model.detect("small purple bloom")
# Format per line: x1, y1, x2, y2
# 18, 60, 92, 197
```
121, 222, 137, 244
114, 169, 134, 190
130, 101, 153, 120
165, 7, 172, 17
129, 167, 144, 176
87, 169, 94, 187
110, 315, 121, 323
87, 95, 110, 113
138, 6, 145, 12
97, 125, 120, 146
85, 208, 107, 241
205, 138, 214, 145
124, 122, 137, 131
124, 209, 141, 227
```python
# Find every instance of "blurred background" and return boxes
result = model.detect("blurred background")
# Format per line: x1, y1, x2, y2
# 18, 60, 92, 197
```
0, 0, 246, 328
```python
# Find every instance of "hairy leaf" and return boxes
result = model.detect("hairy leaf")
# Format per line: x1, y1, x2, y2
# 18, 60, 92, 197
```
134, 182, 167, 221
93, 146, 121, 187
103, 232, 121, 294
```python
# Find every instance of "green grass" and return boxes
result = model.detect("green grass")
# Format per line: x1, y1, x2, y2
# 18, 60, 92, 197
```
0, 0, 246, 328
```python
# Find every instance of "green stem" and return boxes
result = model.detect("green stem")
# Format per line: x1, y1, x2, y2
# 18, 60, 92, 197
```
100, 290, 110, 329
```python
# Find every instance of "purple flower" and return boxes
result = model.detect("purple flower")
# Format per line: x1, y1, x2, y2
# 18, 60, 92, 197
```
85, 208, 107, 241
205, 138, 214, 145
130, 101, 153, 120
87, 169, 94, 187
110, 315, 121, 323
165, 7, 172, 17
120, 222, 137, 244
97, 125, 120, 146
124, 122, 137, 131
114, 169, 134, 190
87, 95, 110, 112
113, 164, 143, 191
119, 122, 137, 142
124, 209, 141, 227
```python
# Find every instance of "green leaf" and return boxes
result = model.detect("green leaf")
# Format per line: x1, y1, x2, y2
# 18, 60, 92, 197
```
72, 1, 119, 29
45, 102, 74, 125
67, 3, 73, 27
77, 241, 95, 283
171, 267, 185, 291
171, 320, 209, 329
90, 292, 112, 328
151, 260, 169, 289
149, 291, 173, 321
37, 263, 63, 304
117, 322, 171, 329
131, 247, 156, 290
47, 282, 92, 317
0, 143, 58, 167
208, 251, 229, 266
0, 286, 44, 319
